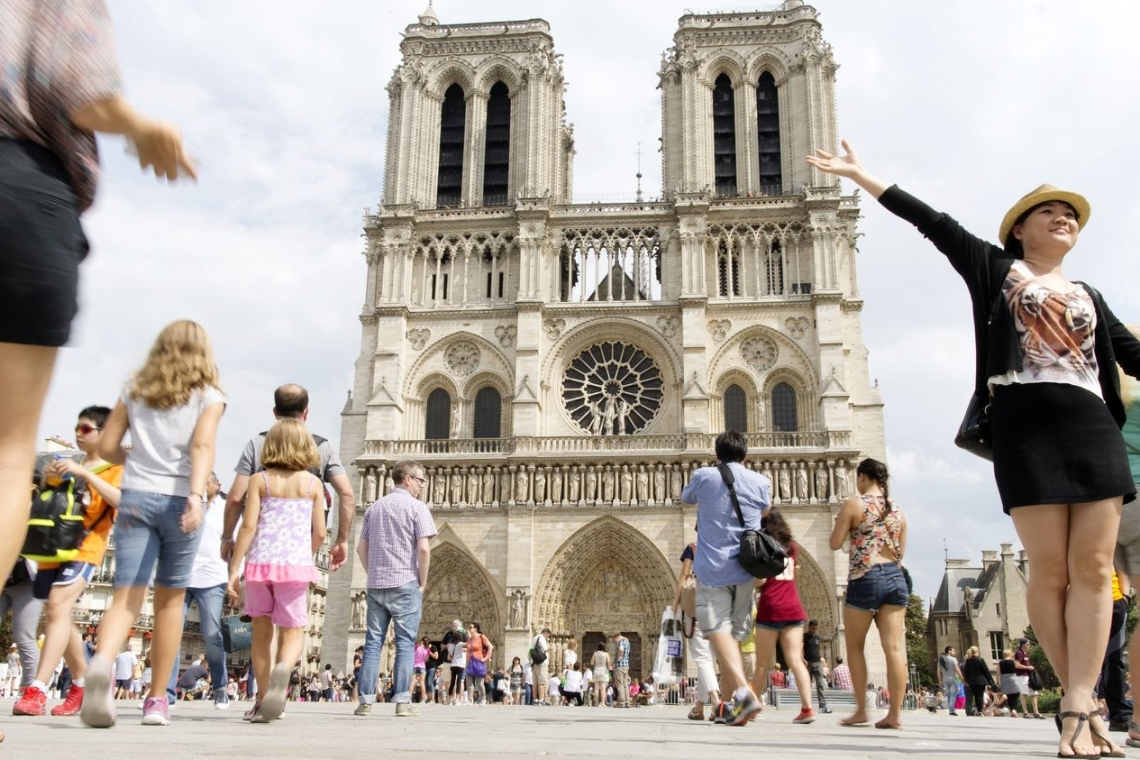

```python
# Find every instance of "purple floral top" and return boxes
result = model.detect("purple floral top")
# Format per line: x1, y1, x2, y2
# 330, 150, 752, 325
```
245, 472, 318, 584
0, 0, 122, 210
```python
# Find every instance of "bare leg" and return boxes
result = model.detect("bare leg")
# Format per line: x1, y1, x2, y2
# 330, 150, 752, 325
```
780, 626, 813, 711
94, 585, 148, 660
0, 344, 57, 598
749, 626, 779, 706
250, 617, 274, 700
1011, 506, 1072, 689
841, 606, 874, 725
873, 604, 908, 728
148, 586, 188, 702
34, 579, 89, 684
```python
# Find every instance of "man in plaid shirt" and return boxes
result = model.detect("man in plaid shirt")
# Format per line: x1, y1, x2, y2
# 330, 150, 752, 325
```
354, 460, 437, 717
831, 657, 853, 690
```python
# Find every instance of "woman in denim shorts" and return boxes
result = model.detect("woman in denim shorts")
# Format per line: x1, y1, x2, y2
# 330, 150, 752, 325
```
81, 321, 225, 729
829, 458, 909, 729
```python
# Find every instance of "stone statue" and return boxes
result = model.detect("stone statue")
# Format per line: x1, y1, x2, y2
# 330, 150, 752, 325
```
796, 466, 808, 501
433, 471, 447, 506
653, 465, 666, 504
502, 469, 515, 502
635, 465, 649, 503
778, 468, 791, 501
551, 468, 563, 504
601, 396, 618, 435
602, 466, 615, 502
509, 590, 527, 629
616, 397, 631, 435
756, 399, 766, 432
516, 468, 529, 503
815, 467, 829, 502
670, 464, 683, 500
584, 466, 598, 502
449, 469, 463, 505
363, 468, 377, 503
351, 592, 366, 631
534, 466, 547, 503
384, 473, 394, 496
451, 403, 460, 437
836, 465, 849, 498
482, 467, 496, 504
568, 466, 581, 502
619, 465, 633, 503
467, 468, 480, 505
586, 399, 603, 436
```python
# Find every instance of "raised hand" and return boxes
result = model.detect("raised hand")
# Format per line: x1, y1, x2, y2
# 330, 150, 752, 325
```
806, 139, 863, 178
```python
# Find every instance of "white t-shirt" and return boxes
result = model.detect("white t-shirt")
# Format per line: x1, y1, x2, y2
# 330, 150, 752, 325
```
563, 649, 577, 668
548, 677, 561, 696
451, 640, 467, 668
189, 495, 229, 587
563, 670, 584, 693
114, 651, 137, 680
122, 385, 226, 496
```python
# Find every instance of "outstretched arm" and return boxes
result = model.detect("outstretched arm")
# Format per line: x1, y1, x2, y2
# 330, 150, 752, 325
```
806, 140, 890, 199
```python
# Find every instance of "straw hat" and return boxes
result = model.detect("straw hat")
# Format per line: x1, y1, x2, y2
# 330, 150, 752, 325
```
999, 184, 1090, 245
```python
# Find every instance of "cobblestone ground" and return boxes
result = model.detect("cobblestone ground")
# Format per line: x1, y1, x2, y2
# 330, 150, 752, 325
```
0, 700, 1098, 759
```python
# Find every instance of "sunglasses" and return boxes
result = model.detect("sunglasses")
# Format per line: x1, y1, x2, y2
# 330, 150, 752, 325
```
75, 424, 101, 435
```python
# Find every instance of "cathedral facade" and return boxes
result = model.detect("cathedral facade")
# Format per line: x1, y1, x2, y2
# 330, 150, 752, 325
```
327, 0, 889, 683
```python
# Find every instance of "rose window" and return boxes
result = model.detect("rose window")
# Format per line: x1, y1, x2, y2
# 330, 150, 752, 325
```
562, 341, 663, 435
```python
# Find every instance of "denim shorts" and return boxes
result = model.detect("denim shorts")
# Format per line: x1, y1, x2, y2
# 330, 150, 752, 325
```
845, 562, 908, 613
113, 489, 202, 588
755, 619, 804, 632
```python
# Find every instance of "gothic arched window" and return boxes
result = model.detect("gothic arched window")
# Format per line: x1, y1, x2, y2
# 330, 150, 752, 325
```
756, 71, 782, 192
473, 386, 502, 439
724, 384, 748, 433
772, 383, 798, 432
482, 81, 511, 206
712, 73, 737, 196
425, 388, 451, 440
717, 241, 741, 297
436, 83, 466, 208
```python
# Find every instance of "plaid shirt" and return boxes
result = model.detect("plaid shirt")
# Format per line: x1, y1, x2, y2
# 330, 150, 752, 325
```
615, 637, 630, 668
831, 663, 853, 690
359, 487, 436, 589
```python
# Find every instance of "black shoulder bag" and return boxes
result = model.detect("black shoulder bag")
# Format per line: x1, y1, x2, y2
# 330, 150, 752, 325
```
716, 463, 787, 579
954, 284, 1006, 461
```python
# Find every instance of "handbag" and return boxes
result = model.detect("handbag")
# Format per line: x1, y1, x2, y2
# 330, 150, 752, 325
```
716, 463, 787, 580
1027, 668, 1042, 691
678, 549, 698, 638
221, 615, 252, 653
466, 657, 487, 679
954, 390, 993, 461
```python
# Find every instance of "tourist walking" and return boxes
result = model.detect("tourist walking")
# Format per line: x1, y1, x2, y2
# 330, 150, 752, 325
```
222, 385, 355, 571
749, 508, 816, 725
465, 622, 493, 705
82, 321, 225, 729
828, 458, 909, 729
413, 637, 431, 702
0, 560, 42, 705
680, 431, 769, 726
962, 647, 996, 717
167, 472, 230, 710
809, 142, 1139, 758
803, 620, 831, 714
589, 644, 609, 708
227, 419, 327, 723
0, 12, 194, 694
938, 646, 965, 716
354, 460, 436, 717
671, 541, 719, 720
509, 657, 525, 706
1013, 638, 1044, 719
445, 621, 468, 705
14, 406, 120, 718
998, 649, 1021, 717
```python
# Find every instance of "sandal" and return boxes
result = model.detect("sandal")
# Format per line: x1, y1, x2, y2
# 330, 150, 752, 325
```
1086, 712, 1125, 758
1126, 721, 1140, 749
687, 705, 704, 721
1057, 712, 1101, 759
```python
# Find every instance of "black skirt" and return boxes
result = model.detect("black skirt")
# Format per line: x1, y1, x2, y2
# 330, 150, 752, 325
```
991, 382, 1136, 513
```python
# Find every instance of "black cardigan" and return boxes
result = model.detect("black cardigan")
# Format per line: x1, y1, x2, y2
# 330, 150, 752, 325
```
961, 656, 996, 688
878, 185, 1140, 426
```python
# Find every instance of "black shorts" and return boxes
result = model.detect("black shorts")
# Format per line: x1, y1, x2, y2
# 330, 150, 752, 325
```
0, 139, 88, 347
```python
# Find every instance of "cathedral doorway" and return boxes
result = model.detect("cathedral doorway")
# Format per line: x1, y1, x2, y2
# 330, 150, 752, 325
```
533, 516, 674, 677
419, 542, 505, 665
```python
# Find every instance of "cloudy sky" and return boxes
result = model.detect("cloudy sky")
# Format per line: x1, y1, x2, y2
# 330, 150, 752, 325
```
42, 0, 1140, 602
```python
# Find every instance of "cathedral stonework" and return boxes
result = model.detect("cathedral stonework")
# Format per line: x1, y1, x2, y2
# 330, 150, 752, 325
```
328, 1, 891, 684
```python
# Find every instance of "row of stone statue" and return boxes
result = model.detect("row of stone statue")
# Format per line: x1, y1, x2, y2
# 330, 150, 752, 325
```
359, 459, 852, 508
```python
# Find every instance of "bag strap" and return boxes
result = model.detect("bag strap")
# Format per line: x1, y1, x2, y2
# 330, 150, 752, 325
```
716, 462, 747, 528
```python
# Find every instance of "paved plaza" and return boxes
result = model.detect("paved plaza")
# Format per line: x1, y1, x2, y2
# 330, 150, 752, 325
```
0, 701, 1103, 759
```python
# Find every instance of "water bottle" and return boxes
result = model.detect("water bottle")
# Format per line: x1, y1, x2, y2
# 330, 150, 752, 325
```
45, 454, 70, 488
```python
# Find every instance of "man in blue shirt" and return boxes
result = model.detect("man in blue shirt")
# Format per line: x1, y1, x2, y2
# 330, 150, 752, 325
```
681, 431, 770, 726
612, 632, 631, 707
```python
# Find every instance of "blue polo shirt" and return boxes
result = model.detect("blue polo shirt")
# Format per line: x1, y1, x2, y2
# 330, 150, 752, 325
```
682, 462, 770, 587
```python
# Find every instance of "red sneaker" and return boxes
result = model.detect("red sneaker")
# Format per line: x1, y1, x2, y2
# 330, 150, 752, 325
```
792, 707, 816, 724
51, 685, 84, 716
13, 685, 47, 716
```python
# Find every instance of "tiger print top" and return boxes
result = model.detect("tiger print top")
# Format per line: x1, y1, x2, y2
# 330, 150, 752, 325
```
989, 260, 1101, 398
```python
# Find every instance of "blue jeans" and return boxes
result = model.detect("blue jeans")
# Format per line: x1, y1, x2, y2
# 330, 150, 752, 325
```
166, 583, 228, 701
113, 490, 202, 588
358, 582, 422, 705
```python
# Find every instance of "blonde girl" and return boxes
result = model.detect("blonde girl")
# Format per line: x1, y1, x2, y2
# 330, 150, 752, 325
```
83, 321, 225, 729
227, 419, 327, 723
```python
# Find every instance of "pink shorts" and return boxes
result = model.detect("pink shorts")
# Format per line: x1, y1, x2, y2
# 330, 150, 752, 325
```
243, 579, 308, 628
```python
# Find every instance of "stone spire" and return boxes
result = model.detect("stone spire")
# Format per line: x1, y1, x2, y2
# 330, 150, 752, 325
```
418, 0, 439, 26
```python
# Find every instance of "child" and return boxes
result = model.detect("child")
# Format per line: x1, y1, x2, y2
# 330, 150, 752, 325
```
14, 406, 122, 718
227, 419, 327, 723
82, 321, 225, 728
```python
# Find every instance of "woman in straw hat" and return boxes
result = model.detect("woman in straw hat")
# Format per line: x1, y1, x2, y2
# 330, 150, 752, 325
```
807, 141, 1140, 759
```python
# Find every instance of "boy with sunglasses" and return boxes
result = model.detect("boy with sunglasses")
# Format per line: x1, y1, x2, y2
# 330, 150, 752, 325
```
14, 406, 121, 717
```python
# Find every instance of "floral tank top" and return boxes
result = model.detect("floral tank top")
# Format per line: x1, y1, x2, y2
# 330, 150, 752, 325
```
245, 472, 318, 584
847, 494, 903, 581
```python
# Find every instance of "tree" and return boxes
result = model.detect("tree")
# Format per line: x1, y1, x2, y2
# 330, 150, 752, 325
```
906, 594, 936, 690
1023, 625, 1060, 690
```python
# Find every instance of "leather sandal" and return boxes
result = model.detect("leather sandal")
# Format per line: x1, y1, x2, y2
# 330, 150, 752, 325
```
687, 704, 704, 721
1086, 712, 1125, 757
1126, 721, 1140, 749
1057, 712, 1101, 759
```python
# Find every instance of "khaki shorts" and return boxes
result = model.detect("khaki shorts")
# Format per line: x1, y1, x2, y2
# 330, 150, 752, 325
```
531, 662, 548, 687
1116, 490, 1140, 577
696, 580, 755, 640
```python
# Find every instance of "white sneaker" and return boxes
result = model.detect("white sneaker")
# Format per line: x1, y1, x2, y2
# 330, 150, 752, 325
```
80, 656, 116, 728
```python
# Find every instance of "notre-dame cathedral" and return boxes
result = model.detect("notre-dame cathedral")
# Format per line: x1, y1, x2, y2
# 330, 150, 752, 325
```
325, 1, 889, 684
